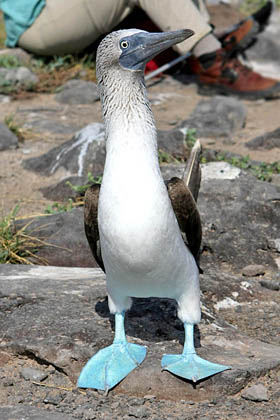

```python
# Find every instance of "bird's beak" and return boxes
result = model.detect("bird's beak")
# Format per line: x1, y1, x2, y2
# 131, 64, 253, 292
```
119, 29, 194, 71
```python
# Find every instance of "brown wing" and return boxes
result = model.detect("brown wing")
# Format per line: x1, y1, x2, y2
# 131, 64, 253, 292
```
166, 140, 203, 272
84, 184, 105, 272
166, 177, 202, 272
84, 142, 202, 273
182, 139, 201, 202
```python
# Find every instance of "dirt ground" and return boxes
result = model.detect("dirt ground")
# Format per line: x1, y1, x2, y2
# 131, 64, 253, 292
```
1, 78, 280, 219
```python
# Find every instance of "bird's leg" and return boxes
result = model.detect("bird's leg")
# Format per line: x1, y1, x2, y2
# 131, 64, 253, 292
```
77, 311, 146, 392
161, 323, 230, 382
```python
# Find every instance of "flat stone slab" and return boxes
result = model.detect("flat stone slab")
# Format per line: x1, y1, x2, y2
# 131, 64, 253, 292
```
1, 265, 280, 401
1, 406, 75, 420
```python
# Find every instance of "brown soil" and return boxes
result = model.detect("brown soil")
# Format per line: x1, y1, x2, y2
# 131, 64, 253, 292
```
0, 78, 280, 219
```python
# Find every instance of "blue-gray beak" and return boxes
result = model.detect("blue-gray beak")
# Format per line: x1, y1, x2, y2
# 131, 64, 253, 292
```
119, 29, 194, 71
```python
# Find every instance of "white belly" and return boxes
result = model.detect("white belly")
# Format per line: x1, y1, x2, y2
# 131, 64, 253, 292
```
98, 169, 197, 301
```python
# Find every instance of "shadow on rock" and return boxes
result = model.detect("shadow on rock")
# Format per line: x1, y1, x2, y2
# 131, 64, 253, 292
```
95, 296, 202, 347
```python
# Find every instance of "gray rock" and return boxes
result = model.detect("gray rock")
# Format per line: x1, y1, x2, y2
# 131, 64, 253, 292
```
246, 11, 280, 80
158, 129, 186, 159
128, 406, 149, 418
40, 175, 88, 201
16, 67, 38, 84
245, 127, 280, 150
160, 163, 186, 180
260, 279, 280, 291
273, 238, 280, 253
242, 265, 266, 277
20, 367, 48, 382
271, 174, 280, 186
1, 264, 280, 401
0, 94, 11, 103
198, 169, 280, 270
22, 123, 106, 177
0, 122, 18, 151
0, 48, 31, 66
201, 161, 241, 181
44, 391, 65, 405
241, 384, 269, 402
15, 207, 95, 267
22, 123, 187, 178
3, 379, 14, 387
55, 79, 99, 104
178, 96, 246, 138
1, 406, 75, 420
0, 66, 38, 86
23, 117, 77, 135
247, 33, 280, 64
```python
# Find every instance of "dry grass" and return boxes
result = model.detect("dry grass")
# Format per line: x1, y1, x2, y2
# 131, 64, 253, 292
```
0, 12, 6, 49
0, 205, 53, 265
34, 64, 96, 93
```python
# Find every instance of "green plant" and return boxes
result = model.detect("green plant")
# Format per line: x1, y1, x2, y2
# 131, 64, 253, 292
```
158, 149, 181, 164
0, 75, 16, 94
66, 173, 102, 195
0, 54, 20, 68
0, 206, 48, 264
32, 53, 96, 75
4, 113, 20, 135
44, 199, 74, 215
31, 55, 72, 72
251, 161, 280, 182
184, 128, 197, 149
4, 113, 30, 142
215, 153, 280, 182
217, 153, 250, 169
0, 74, 36, 95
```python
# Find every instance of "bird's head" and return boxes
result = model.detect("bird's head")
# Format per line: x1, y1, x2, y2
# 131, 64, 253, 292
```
96, 28, 194, 81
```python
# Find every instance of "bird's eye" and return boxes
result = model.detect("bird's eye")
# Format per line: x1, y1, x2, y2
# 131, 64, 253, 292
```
120, 40, 129, 49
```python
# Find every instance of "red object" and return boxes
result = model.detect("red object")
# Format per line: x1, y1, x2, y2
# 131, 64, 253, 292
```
188, 49, 280, 99
145, 59, 159, 74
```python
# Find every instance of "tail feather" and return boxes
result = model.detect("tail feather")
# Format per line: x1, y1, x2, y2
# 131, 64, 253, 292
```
182, 139, 201, 202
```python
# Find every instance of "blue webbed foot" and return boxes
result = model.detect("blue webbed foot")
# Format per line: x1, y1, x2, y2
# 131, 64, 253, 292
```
77, 312, 146, 391
77, 341, 146, 391
161, 352, 229, 382
161, 323, 230, 382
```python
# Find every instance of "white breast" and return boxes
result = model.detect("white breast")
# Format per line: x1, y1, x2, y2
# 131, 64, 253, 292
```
98, 124, 196, 298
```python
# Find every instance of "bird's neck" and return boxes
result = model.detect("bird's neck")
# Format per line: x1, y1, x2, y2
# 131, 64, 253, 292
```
99, 71, 158, 159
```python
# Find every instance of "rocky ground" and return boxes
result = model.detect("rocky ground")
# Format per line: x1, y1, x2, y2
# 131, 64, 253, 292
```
0, 262, 280, 420
0, 4, 280, 420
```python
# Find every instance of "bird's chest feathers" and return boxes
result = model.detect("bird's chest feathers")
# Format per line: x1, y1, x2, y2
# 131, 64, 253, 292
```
99, 129, 175, 262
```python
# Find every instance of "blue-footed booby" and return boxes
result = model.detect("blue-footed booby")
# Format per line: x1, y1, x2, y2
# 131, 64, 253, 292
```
77, 28, 230, 392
